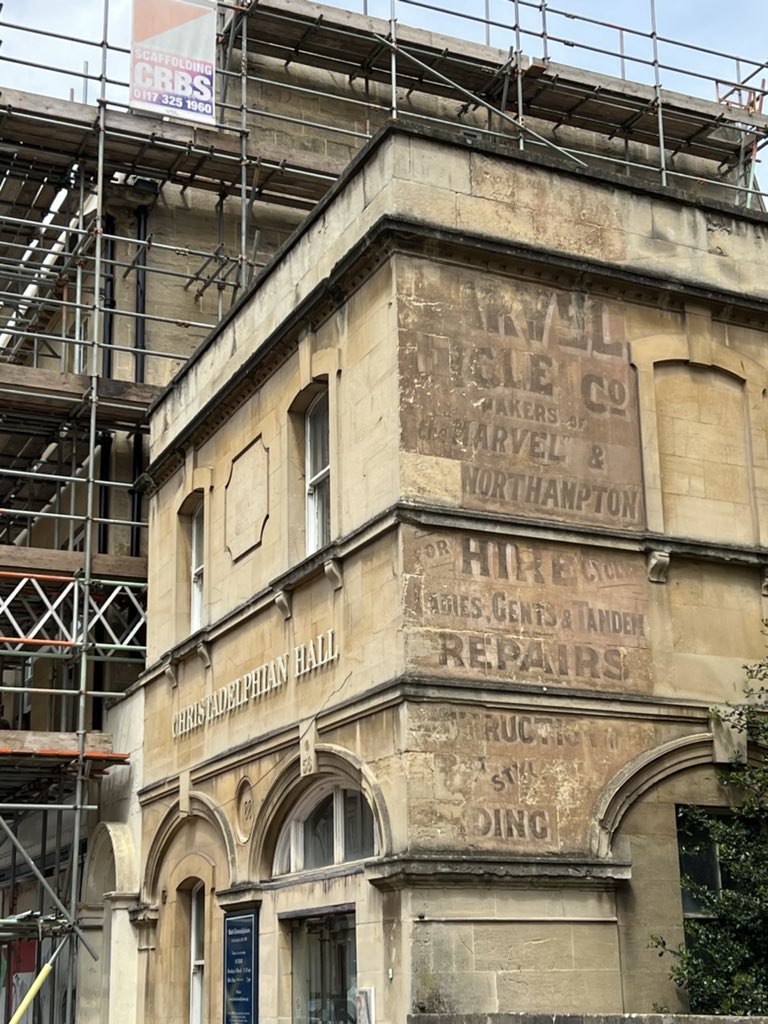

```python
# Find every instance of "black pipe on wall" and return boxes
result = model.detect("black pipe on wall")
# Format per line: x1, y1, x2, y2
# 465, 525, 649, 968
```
134, 205, 148, 386
97, 432, 112, 555
102, 213, 116, 379
130, 205, 149, 557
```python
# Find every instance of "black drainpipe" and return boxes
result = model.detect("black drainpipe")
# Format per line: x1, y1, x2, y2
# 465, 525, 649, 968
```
130, 434, 144, 558
130, 205, 149, 557
93, 431, 112, 730
97, 433, 112, 555
134, 205, 147, 385
102, 214, 116, 378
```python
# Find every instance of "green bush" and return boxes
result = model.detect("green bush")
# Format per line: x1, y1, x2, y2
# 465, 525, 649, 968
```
652, 678, 768, 1014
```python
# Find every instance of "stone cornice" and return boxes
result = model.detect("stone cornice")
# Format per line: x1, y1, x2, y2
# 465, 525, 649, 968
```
144, 210, 768, 487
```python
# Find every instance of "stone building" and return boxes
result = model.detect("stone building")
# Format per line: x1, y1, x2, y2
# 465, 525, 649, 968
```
138, 56, 768, 1024
1, 1, 768, 1022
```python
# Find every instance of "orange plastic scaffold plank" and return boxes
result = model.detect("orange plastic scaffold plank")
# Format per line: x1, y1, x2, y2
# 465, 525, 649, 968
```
0, 638, 75, 647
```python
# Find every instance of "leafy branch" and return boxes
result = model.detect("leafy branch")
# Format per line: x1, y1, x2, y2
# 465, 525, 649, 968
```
652, 679, 768, 1014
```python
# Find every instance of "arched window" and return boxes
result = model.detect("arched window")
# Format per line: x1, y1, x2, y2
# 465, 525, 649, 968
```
287, 380, 332, 562
273, 785, 376, 876
305, 390, 330, 553
190, 499, 205, 631
177, 489, 206, 636
189, 881, 205, 1024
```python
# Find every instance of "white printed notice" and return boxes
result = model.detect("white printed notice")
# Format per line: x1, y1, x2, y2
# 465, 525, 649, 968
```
130, 0, 217, 125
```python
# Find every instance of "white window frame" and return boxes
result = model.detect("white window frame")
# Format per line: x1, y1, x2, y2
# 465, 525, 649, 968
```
189, 882, 205, 1024
190, 499, 204, 632
676, 806, 725, 919
273, 784, 377, 876
305, 390, 330, 554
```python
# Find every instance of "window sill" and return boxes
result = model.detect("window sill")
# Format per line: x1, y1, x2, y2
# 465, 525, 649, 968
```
264, 862, 369, 891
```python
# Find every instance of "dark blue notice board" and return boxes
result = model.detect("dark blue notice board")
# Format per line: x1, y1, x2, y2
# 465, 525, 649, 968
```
224, 910, 257, 1024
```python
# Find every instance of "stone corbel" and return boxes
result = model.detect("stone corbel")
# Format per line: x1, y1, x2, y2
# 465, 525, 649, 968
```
163, 660, 178, 688
324, 557, 343, 591
129, 903, 159, 926
196, 641, 212, 671
647, 550, 670, 584
129, 903, 159, 951
762, 567, 768, 598
78, 902, 106, 930
300, 717, 318, 777
274, 589, 292, 620
105, 890, 141, 914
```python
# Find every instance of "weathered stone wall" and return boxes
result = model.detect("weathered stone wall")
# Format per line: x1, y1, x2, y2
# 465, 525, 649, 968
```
398, 261, 644, 529
150, 128, 768, 462
145, 259, 400, 663
140, 127, 768, 1024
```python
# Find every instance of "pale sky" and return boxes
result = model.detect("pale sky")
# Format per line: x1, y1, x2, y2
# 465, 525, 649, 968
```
1, 0, 766, 106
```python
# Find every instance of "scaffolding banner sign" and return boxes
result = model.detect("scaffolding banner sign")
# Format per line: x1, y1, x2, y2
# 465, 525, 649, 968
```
130, 0, 217, 125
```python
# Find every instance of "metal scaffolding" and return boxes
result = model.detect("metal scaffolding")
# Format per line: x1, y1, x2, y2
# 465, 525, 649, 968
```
0, 0, 765, 1018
